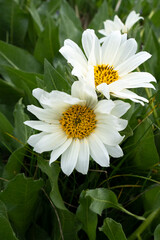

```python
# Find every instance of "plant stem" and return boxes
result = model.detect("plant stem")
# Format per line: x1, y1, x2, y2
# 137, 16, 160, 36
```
128, 208, 160, 240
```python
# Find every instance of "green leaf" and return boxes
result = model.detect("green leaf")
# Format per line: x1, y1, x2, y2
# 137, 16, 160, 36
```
5, 66, 43, 104
0, 111, 14, 151
0, 174, 44, 236
38, 158, 66, 210
99, 218, 127, 240
143, 185, 160, 212
59, 0, 82, 46
38, 159, 81, 240
0, 0, 28, 46
85, 188, 145, 220
13, 98, 31, 145
2, 147, 25, 181
76, 191, 97, 240
154, 224, 160, 240
0, 78, 23, 105
27, 1, 44, 35
89, 0, 109, 32
44, 59, 70, 92
125, 118, 159, 169
34, 16, 59, 64
0, 200, 18, 240
38, 0, 60, 19
0, 40, 42, 73
26, 223, 51, 240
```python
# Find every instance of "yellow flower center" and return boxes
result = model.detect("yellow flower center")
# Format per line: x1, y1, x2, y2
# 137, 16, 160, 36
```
59, 105, 97, 139
94, 64, 119, 87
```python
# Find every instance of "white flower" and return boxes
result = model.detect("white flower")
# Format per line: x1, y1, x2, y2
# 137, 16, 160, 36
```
59, 29, 156, 105
99, 11, 143, 37
24, 81, 130, 176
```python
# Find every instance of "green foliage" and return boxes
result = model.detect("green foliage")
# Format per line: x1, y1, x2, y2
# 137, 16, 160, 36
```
0, 0, 159, 239
99, 218, 127, 240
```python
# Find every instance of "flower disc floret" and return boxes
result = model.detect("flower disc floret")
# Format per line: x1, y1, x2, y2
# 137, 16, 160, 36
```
94, 64, 119, 87
59, 104, 97, 139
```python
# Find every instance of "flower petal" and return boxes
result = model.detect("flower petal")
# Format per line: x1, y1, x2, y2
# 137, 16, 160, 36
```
125, 11, 143, 30
106, 145, 123, 158
27, 105, 57, 122
30, 130, 67, 153
88, 133, 110, 167
24, 120, 59, 132
49, 138, 72, 164
116, 51, 151, 76
102, 31, 122, 65
71, 81, 97, 108
113, 38, 137, 67
94, 99, 115, 114
61, 139, 80, 176
97, 83, 110, 99
95, 124, 124, 146
112, 89, 148, 105
111, 100, 130, 117
75, 138, 90, 174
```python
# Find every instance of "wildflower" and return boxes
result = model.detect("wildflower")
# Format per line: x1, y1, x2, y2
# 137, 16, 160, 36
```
59, 30, 156, 105
99, 11, 143, 37
24, 81, 130, 176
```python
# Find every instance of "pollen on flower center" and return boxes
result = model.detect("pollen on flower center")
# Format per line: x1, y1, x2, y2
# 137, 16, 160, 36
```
59, 105, 97, 139
94, 64, 119, 87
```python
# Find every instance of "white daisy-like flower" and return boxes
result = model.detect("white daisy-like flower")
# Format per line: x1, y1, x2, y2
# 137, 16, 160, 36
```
59, 29, 156, 105
24, 81, 130, 176
99, 11, 143, 37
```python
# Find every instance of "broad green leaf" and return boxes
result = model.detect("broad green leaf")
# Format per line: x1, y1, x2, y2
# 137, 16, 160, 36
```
0, 200, 18, 240
99, 218, 127, 240
0, 78, 23, 105
59, 0, 82, 46
151, 9, 160, 27
0, 112, 14, 151
44, 59, 70, 92
38, 0, 60, 19
125, 118, 159, 169
89, 0, 109, 32
5, 66, 43, 104
27, 1, 44, 35
34, 16, 59, 64
85, 188, 145, 220
76, 191, 97, 240
13, 98, 31, 145
154, 224, 160, 240
0, 40, 42, 73
0, 174, 44, 236
0, 0, 28, 46
38, 158, 66, 210
2, 147, 25, 180
38, 158, 81, 240
143, 185, 160, 212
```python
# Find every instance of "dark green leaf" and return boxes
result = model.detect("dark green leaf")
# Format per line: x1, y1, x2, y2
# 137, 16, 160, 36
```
38, 158, 66, 210
59, 0, 82, 46
34, 16, 59, 64
85, 188, 145, 220
44, 59, 70, 92
2, 147, 25, 181
76, 191, 97, 240
99, 218, 127, 240
0, 0, 28, 46
89, 0, 109, 32
0, 111, 14, 151
0, 40, 42, 73
0, 78, 23, 105
0, 174, 44, 236
143, 185, 160, 212
126, 118, 159, 169
13, 98, 31, 145
154, 224, 160, 240
0, 200, 18, 240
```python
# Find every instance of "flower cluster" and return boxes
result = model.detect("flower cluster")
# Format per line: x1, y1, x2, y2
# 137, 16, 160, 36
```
25, 11, 156, 176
